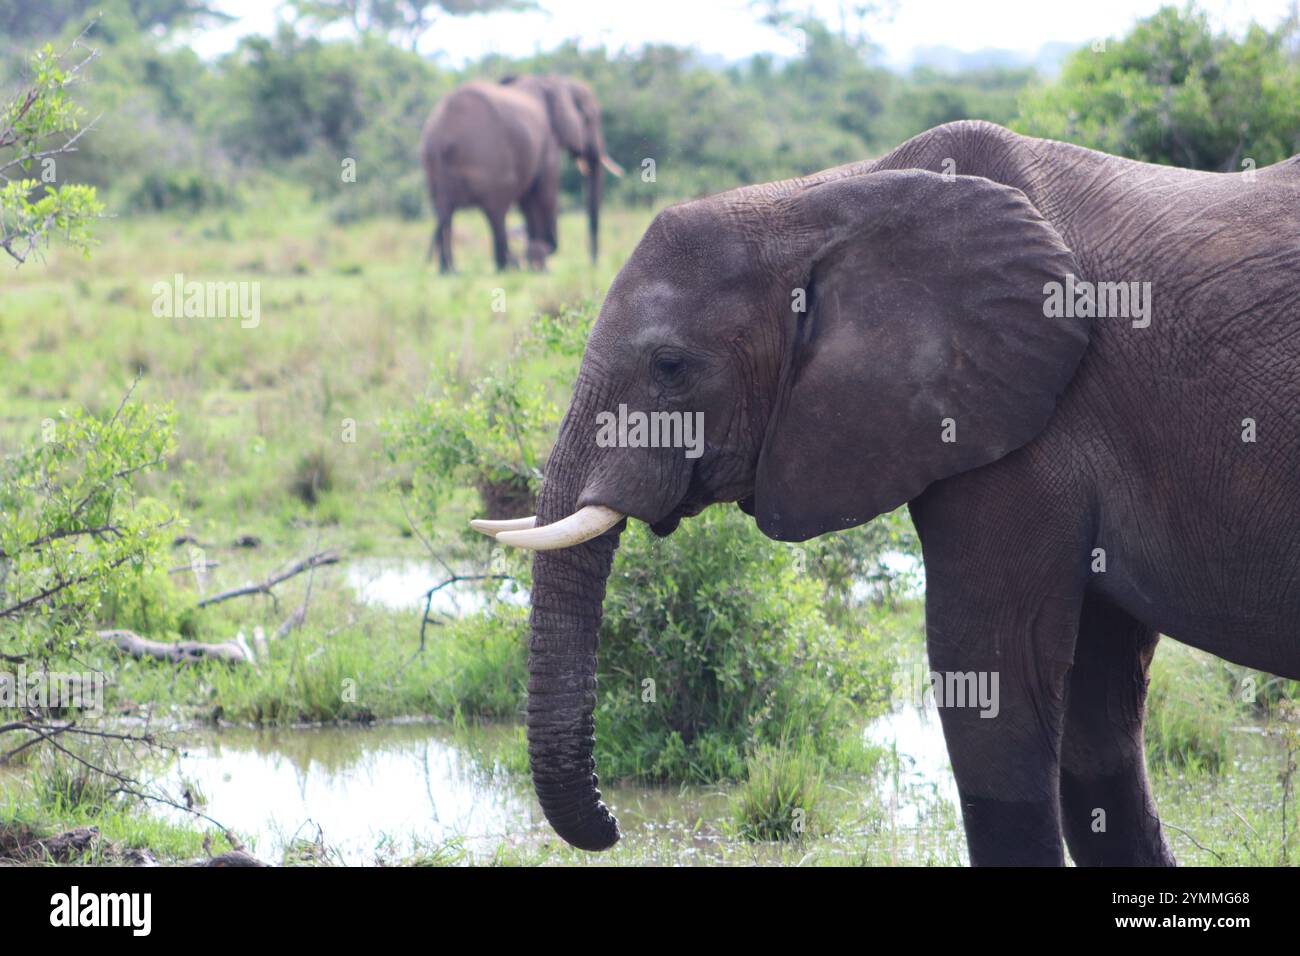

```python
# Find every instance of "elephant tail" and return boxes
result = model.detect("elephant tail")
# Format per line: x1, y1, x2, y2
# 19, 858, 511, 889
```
422, 141, 460, 211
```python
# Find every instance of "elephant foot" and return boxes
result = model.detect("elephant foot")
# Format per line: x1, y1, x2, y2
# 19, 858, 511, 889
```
960, 796, 1068, 866
1061, 768, 1177, 866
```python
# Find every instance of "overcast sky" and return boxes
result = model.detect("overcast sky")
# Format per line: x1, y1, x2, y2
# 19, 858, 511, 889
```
185, 0, 1297, 68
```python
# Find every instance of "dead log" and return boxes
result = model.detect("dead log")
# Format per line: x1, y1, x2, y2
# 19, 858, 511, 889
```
100, 606, 300, 668
98, 629, 254, 665
168, 560, 220, 575
6, 825, 100, 863
195, 550, 339, 609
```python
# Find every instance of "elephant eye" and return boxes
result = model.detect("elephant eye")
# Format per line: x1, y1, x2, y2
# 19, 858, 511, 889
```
653, 352, 686, 382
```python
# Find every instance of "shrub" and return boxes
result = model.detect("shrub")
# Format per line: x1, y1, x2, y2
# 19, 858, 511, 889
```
1016, 6, 1300, 171
730, 742, 827, 842
421, 607, 529, 720
593, 505, 891, 782
385, 304, 592, 532
0, 391, 178, 664
290, 448, 334, 506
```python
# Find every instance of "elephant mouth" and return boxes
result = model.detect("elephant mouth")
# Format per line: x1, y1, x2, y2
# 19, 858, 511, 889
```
649, 506, 696, 537
648, 464, 752, 537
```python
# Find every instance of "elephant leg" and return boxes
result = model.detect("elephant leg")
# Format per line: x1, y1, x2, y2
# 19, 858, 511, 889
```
911, 475, 1088, 866
519, 193, 553, 271
485, 205, 515, 271
438, 217, 454, 274
431, 214, 454, 273
1059, 592, 1175, 866
429, 199, 455, 273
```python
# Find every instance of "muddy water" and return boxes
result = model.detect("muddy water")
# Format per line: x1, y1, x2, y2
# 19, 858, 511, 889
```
155, 705, 960, 865
343, 551, 924, 614
153, 705, 1296, 866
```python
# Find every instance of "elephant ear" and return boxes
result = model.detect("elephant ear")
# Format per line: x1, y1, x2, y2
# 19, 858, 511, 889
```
539, 78, 586, 154
753, 169, 1089, 542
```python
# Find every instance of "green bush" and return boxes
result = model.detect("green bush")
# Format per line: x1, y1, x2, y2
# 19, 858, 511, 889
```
385, 304, 592, 534
421, 607, 529, 720
0, 393, 178, 664
593, 505, 891, 783
99, 561, 190, 639
1016, 5, 1300, 170
730, 742, 827, 842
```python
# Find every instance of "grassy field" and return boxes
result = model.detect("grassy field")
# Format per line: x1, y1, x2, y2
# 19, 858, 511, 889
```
1, 187, 657, 559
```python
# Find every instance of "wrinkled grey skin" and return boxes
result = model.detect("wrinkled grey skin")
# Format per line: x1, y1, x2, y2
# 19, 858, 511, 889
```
420, 75, 610, 272
525, 120, 1300, 864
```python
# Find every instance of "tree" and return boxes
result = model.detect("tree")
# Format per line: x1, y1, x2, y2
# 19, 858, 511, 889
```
0, 30, 104, 265
288, 0, 538, 51
0, 0, 229, 42
0, 386, 177, 656
1017, 4, 1300, 170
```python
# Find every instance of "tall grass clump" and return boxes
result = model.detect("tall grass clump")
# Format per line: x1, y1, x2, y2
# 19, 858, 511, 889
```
730, 742, 827, 842
1145, 641, 1239, 773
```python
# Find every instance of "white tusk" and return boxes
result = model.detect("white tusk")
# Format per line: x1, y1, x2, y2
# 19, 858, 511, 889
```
469, 516, 537, 537
600, 155, 625, 177
495, 505, 623, 551
575, 156, 591, 176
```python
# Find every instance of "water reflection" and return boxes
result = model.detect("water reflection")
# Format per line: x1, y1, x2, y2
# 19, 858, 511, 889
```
156, 707, 960, 865
162, 723, 540, 863
345, 560, 528, 614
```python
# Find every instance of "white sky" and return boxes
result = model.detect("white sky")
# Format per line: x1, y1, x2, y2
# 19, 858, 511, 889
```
185, 0, 1297, 68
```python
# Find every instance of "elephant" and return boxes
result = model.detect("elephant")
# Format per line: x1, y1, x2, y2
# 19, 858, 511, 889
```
471, 119, 1300, 866
420, 74, 623, 273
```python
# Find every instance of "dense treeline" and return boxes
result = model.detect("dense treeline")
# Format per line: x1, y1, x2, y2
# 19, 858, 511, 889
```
9, 1, 1293, 228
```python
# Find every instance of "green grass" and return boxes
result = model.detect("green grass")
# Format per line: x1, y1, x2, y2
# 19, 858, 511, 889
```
107, 589, 529, 727
730, 743, 829, 842
1, 186, 657, 561
0, 782, 237, 865
1146, 641, 1239, 773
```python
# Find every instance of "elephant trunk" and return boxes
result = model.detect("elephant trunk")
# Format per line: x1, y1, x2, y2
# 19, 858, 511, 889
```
585, 152, 603, 265
524, 388, 621, 850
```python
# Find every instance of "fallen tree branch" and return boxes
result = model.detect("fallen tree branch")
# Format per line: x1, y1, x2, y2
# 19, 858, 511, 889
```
195, 550, 340, 609
418, 573, 515, 651
4, 825, 100, 864
98, 629, 254, 665
168, 560, 220, 575
274, 539, 324, 641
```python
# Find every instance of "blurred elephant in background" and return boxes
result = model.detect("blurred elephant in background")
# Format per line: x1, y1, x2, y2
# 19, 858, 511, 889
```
420, 74, 624, 273
473, 120, 1300, 866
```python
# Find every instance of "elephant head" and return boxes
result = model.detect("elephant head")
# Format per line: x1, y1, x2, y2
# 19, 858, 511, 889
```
473, 167, 1090, 850
505, 75, 624, 263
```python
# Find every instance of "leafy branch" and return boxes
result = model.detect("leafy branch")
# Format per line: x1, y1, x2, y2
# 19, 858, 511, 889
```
0, 22, 105, 265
